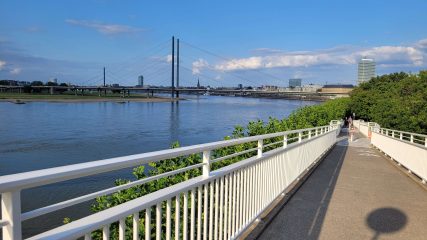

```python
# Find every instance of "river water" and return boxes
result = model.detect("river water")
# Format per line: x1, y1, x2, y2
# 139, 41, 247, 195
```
0, 95, 317, 237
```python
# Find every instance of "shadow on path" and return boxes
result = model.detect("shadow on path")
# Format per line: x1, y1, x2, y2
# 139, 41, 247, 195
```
367, 207, 407, 240
258, 138, 349, 240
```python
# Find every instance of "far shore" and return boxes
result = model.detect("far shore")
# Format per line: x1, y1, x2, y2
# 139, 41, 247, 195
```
0, 94, 181, 103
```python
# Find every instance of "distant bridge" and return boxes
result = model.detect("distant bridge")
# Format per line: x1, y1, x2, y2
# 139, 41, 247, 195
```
0, 85, 347, 100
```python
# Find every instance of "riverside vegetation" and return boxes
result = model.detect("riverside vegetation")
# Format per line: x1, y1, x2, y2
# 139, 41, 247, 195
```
80, 97, 350, 239
69, 71, 426, 239
350, 71, 427, 134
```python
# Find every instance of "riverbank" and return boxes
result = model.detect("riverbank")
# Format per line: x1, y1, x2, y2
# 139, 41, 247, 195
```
0, 93, 179, 103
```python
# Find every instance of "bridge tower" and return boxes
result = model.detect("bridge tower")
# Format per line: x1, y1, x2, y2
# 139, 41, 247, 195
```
171, 36, 175, 99
176, 38, 180, 98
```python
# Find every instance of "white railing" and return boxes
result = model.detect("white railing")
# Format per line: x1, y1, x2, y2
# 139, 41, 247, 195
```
352, 120, 379, 138
370, 126, 427, 184
1, 122, 342, 240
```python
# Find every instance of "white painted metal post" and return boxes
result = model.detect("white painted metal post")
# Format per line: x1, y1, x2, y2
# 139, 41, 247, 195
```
425, 137, 427, 148
410, 134, 414, 143
298, 132, 302, 143
400, 132, 403, 140
133, 213, 140, 240
283, 134, 287, 149
1, 191, 22, 240
202, 150, 211, 177
257, 139, 263, 158
119, 218, 126, 240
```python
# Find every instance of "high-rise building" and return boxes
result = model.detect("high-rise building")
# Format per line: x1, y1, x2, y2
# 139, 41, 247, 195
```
138, 75, 144, 86
358, 58, 375, 84
289, 78, 302, 88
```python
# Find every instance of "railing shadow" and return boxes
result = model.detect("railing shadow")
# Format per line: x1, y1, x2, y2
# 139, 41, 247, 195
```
258, 136, 349, 239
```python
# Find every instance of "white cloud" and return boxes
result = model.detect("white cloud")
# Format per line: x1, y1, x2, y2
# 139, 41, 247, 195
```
416, 38, 427, 49
0, 60, 6, 70
10, 68, 21, 75
192, 58, 209, 74
166, 54, 173, 63
66, 19, 142, 35
214, 41, 426, 71
355, 46, 423, 66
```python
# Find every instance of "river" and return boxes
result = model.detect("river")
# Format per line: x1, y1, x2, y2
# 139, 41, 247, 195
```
0, 95, 318, 237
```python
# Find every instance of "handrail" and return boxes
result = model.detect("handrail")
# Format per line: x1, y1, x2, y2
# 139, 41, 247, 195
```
378, 128, 427, 138
26, 145, 295, 240
1, 121, 342, 240
21, 163, 205, 221
368, 124, 427, 186
375, 128, 427, 148
0, 127, 325, 193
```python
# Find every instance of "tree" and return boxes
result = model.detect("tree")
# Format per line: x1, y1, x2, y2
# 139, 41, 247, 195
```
349, 71, 427, 134
46, 81, 58, 86
31, 81, 44, 86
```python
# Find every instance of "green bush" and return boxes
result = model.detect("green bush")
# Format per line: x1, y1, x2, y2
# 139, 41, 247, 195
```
82, 97, 350, 239
350, 71, 427, 134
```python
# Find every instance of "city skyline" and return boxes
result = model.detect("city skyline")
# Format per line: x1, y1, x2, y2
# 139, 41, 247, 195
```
1, 0, 427, 87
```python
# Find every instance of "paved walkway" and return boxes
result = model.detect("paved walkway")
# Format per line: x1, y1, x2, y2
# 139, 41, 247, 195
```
258, 133, 427, 240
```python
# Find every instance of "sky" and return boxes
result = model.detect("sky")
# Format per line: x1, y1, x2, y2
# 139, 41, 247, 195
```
0, 0, 427, 87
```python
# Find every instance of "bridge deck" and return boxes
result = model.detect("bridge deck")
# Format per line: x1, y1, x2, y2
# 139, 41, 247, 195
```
257, 133, 427, 240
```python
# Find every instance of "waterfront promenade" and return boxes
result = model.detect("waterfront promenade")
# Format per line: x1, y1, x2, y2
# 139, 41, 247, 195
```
257, 133, 427, 240
2, 121, 427, 239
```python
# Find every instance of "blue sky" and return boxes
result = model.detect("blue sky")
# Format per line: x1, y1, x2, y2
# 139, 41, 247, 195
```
1, 0, 426, 87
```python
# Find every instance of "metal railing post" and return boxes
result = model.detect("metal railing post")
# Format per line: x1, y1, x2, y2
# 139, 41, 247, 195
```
257, 139, 263, 158
308, 130, 312, 139
1, 191, 22, 240
298, 132, 302, 143
425, 137, 427, 148
202, 150, 211, 177
282, 134, 288, 149
400, 132, 403, 140
315, 128, 319, 136
410, 135, 414, 143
